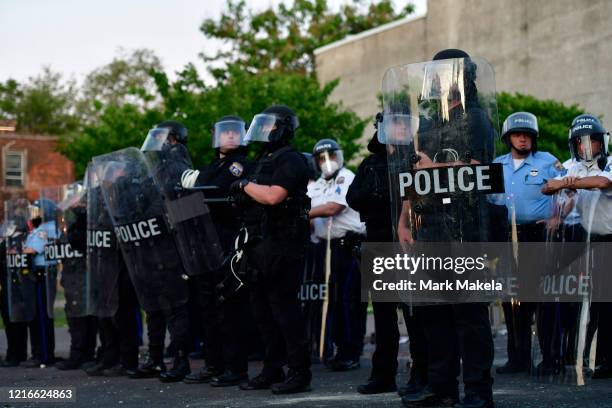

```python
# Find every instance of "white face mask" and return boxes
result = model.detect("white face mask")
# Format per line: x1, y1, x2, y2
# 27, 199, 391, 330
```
322, 159, 340, 179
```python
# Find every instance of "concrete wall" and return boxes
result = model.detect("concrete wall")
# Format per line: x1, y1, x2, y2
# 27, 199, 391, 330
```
315, 0, 612, 139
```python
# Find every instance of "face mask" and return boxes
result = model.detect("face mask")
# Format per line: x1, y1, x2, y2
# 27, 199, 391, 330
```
322, 159, 340, 179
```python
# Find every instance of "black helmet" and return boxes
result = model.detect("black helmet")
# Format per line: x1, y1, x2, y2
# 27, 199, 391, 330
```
571, 113, 601, 127
501, 112, 538, 151
141, 120, 188, 152
568, 119, 609, 165
245, 105, 299, 145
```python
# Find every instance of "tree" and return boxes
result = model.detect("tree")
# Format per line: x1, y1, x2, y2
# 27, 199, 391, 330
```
77, 48, 163, 124
13, 68, 80, 135
201, 0, 414, 78
0, 79, 23, 121
496, 92, 587, 161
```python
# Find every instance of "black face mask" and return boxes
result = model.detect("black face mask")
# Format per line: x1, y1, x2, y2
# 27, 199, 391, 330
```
31, 217, 42, 228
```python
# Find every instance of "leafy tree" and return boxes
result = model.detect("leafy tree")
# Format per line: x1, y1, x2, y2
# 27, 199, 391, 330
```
496, 92, 587, 161
77, 48, 163, 124
0, 79, 23, 121
14, 68, 80, 135
201, 0, 415, 78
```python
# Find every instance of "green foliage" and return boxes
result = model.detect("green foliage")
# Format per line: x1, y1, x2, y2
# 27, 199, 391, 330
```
496, 92, 587, 161
201, 0, 414, 77
4, 68, 80, 135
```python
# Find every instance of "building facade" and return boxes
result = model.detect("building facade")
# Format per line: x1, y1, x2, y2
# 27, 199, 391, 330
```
0, 125, 75, 220
315, 0, 612, 135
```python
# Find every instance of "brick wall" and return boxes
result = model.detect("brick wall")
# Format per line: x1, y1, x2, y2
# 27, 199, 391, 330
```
0, 133, 75, 220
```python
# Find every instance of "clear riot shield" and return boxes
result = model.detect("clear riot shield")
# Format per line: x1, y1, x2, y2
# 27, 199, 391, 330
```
93, 147, 188, 312
141, 139, 224, 276
529, 187, 605, 385
4, 198, 36, 322
86, 163, 120, 318
41, 183, 88, 318
381, 56, 503, 244
380, 57, 508, 304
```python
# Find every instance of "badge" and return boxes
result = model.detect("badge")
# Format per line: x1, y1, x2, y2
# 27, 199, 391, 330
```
229, 162, 244, 177
37, 231, 47, 240
336, 177, 345, 184
530, 169, 539, 177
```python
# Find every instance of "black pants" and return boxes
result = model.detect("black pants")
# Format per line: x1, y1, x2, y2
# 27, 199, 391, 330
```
248, 239, 310, 375
28, 276, 55, 363
592, 233, 612, 367
66, 315, 98, 362
0, 287, 28, 362
100, 266, 139, 369
315, 240, 363, 361
146, 310, 167, 362
370, 302, 427, 383
422, 303, 493, 399
501, 301, 536, 366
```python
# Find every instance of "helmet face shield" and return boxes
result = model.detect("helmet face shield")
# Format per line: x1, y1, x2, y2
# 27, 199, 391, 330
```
244, 114, 278, 144
378, 114, 416, 145
315, 150, 344, 178
213, 120, 246, 149
141, 128, 171, 152
575, 135, 604, 162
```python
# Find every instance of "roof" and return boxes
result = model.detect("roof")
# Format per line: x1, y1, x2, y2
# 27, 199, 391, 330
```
313, 9, 427, 56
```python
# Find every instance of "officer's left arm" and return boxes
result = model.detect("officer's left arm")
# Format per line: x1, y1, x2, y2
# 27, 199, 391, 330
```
23, 233, 44, 254
309, 202, 345, 218
565, 176, 612, 191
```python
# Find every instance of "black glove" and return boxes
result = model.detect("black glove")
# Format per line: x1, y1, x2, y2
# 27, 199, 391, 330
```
229, 179, 250, 197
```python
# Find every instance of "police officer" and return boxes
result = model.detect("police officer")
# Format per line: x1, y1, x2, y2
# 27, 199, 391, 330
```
136, 120, 195, 382
21, 199, 58, 367
307, 138, 365, 371
0, 222, 28, 367
55, 192, 99, 370
542, 115, 612, 378
181, 115, 254, 386
493, 112, 562, 375
86, 177, 140, 377
393, 49, 500, 408
229, 105, 312, 394
347, 122, 428, 395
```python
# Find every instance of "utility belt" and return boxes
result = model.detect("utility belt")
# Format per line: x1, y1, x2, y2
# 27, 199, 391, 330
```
244, 196, 310, 241
319, 230, 365, 259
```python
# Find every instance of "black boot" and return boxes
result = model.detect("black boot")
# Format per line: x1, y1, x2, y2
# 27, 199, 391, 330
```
357, 377, 397, 394
55, 357, 84, 370
398, 372, 427, 397
129, 357, 166, 379
184, 366, 223, 384
239, 370, 286, 390
453, 392, 494, 408
271, 369, 312, 395
210, 370, 249, 387
401, 385, 458, 407
159, 351, 190, 383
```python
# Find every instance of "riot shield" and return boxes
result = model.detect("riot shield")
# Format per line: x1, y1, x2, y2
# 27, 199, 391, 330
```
4, 198, 36, 322
93, 147, 188, 312
529, 187, 605, 385
141, 132, 224, 276
86, 163, 120, 318
380, 57, 508, 305
41, 183, 88, 318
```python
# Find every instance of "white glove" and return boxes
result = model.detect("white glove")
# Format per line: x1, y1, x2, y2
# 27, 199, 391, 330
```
181, 169, 200, 188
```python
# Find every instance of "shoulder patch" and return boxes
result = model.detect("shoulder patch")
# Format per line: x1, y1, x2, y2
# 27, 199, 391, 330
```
530, 168, 539, 177
336, 176, 345, 184
37, 231, 47, 240
554, 160, 564, 170
228, 162, 244, 177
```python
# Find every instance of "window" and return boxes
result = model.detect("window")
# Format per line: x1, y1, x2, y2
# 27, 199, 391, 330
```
4, 151, 24, 187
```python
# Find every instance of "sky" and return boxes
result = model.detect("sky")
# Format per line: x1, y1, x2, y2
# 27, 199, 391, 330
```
0, 0, 426, 84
